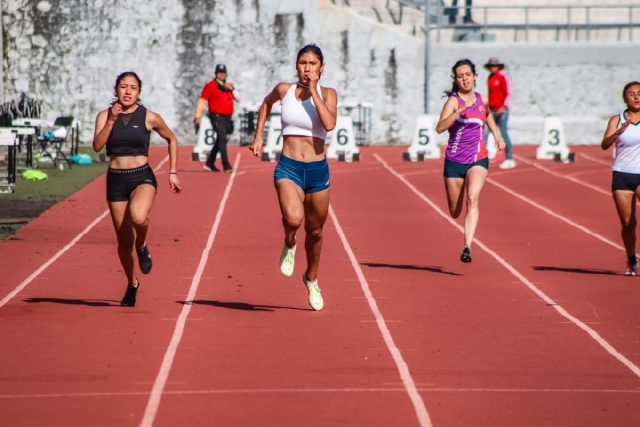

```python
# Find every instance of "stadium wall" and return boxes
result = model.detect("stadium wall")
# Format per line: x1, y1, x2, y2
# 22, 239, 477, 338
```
2, 0, 638, 145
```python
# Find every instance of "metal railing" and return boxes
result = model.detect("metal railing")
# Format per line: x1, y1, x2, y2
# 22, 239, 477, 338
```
395, 2, 640, 42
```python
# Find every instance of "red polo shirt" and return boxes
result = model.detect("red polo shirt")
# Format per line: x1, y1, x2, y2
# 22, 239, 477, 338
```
201, 80, 234, 115
487, 71, 512, 110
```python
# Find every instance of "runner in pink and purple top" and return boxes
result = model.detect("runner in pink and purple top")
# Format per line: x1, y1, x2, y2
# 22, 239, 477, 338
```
436, 59, 505, 263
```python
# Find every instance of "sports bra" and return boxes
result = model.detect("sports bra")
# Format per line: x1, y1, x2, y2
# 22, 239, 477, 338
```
106, 105, 151, 157
281, 84, 327, 140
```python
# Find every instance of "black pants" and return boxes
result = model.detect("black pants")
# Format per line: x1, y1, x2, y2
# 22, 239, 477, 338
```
446, 0, 473, 22
207, 113, 233, 169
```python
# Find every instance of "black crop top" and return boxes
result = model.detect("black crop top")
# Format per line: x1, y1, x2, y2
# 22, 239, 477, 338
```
106, 105, 151, 157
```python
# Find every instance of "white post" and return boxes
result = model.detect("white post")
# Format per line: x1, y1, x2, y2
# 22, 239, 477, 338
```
405, 114, 440, 160
326, 115, 359, 161
192, 114, 216, 161
262, 113, 283, 161
485, 132, 496, 160
536, 116, 570, 160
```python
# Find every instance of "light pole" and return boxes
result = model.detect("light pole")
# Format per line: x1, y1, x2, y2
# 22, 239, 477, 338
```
423, 0, 431, 114
0, 0, 4, 104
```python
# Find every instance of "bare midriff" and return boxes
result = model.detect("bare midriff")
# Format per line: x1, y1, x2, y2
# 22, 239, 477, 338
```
281, 135, 326, 161
108, 155, 150, 170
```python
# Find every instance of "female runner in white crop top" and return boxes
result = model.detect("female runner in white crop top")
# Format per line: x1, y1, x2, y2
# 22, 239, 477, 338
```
602, 81, 640, 276
250, 44, 337, 311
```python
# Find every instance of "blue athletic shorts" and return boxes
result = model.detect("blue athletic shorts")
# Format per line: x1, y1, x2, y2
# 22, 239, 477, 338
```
443, 157, 489, 179
274, 154, 330, 194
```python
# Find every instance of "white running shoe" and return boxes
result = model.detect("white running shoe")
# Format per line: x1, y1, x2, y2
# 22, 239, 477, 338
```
279, 242, 296, 277
624, 262, 638, 276
498, 159, 516, 169
303, 273, 324, 311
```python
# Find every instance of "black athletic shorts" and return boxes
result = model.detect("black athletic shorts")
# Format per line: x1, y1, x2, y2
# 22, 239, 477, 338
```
612, 171, 640, 193
443, 157, 489, 179
106, 163, 157, 202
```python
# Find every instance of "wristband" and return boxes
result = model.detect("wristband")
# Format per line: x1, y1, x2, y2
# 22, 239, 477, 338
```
169, 172, 177, 175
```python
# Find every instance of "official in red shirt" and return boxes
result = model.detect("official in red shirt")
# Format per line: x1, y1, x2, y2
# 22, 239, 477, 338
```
194, 64, 236, 172
484, 57, 515, 169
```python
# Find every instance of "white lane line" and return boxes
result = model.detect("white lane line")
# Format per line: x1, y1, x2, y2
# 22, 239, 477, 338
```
2, 387, 639, 399
568, 170, 604, 178
0, 156, 170, 309
580, 153, 612, 167
331, 166, 386, 175
374, 153, 640, 380
360, 320, 402, 323
139, 153, 241, 427
513, 155, 610, 196
329, 205, 433, 427
487, 167, 537, 177
577, 154, 633, 203
399, 169, 442, 177
486, 177, 624, 251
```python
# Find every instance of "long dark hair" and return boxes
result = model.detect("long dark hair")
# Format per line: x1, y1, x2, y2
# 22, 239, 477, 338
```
443, 59, 477, 97
111, 71, 143, 106
623, 81, 640, 103
296, 44, 324, 64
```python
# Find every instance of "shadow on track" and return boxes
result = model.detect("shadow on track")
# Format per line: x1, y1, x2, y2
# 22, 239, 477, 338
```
532, 266, 620, 276
24, 297, 120, 307
361, 262, 462, 276
177, 300, 310, 312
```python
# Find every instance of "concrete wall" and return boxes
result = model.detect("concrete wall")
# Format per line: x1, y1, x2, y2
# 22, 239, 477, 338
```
2, 0, 639, 145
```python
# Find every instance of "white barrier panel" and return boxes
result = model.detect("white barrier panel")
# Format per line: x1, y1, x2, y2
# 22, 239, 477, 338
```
536, 116, 570, 160
0, 127, 36, 135
485, 131, 497, 160
192, 114, 216, 161
404, 115, 440, 161
261, 113, 283, 161
326, 115, 359, 161
12, 118, 53, 127
0, 135, 18, 145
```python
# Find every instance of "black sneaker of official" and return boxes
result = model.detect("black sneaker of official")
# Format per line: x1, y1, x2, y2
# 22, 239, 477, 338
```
204, 164, 220, 172
460, 245, 472, 263
136, 244, 153, 274
223, 165, 233, 173
121, 282, 140, 307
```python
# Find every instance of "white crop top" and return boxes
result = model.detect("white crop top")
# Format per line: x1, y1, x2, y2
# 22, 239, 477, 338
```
612, 111, 640, 174
281, 84, 327, 140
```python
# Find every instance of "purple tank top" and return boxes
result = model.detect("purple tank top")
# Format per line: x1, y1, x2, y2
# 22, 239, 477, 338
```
445, 93, 488, 164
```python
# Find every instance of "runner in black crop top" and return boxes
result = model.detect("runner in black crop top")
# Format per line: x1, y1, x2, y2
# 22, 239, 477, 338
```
105, 105, 151, 157
92, 71, 182, 308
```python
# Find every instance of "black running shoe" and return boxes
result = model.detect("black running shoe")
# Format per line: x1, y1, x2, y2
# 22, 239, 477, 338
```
121, 282, 140, 307
460, 245, 472, 263
136, 244, 152, 274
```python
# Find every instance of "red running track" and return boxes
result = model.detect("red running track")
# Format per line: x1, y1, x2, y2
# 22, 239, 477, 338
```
0, 145, 639, 426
